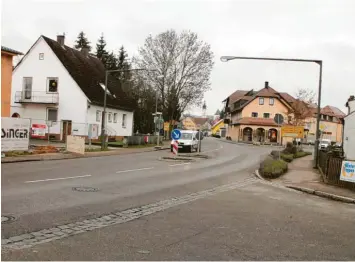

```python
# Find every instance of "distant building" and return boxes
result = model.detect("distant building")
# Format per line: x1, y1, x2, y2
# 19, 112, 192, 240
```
343, 95, 355, 160
182, 116, 210, 131
11, 35, 134, 141
1, 46, 23, 117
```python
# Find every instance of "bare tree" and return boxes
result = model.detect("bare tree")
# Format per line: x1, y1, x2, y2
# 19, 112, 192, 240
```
287, 88, 316, 126
132, 30, 214, 125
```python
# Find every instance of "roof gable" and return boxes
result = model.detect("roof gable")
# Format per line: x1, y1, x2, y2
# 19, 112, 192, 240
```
41, 36, 134, 111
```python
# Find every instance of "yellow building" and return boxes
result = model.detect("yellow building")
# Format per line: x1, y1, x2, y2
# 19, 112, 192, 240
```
224, 81, 345, 144
211, 119, 225, 136
182, 117, 210, 131
224, 82, 294, 144
305, 106, 345, 143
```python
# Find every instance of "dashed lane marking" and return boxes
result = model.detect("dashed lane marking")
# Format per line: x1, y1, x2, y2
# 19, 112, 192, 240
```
24, 175, 92, 183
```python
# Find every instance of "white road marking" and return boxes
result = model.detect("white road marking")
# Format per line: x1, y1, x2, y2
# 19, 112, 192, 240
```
169, 162, 191, 167
116, 167, 154, 174
203, 145, 223, 153
25, 175, 92, 183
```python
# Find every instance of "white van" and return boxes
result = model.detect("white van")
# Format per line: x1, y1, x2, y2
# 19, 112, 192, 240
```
171, 130, 199, 153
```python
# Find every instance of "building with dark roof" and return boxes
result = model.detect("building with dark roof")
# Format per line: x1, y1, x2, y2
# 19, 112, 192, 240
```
1, 46, 23, 117
10, 35, 135, 140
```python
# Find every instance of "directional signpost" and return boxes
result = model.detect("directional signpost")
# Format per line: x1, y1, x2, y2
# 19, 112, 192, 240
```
274, 114, 284, 160
171, 129, 181, 156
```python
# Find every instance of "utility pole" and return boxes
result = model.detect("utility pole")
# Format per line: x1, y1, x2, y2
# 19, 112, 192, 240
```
220, 56, 323, 168
100, 68, 162, 150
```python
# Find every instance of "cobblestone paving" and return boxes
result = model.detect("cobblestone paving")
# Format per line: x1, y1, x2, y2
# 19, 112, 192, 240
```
2, 178, 258, 251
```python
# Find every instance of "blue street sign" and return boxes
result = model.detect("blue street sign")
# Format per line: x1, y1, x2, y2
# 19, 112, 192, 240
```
171, 129, 181, 140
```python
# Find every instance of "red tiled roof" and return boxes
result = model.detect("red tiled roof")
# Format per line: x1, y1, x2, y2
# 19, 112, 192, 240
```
279, 92, 296, 103
235, 117, 279, 127
192, 117, 209, 126
321, 105, 346, 118
226, 90, 248, 104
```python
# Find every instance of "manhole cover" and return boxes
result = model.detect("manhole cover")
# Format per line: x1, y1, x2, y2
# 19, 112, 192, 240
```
2, 215, 15, 224
72, 187, 99, 192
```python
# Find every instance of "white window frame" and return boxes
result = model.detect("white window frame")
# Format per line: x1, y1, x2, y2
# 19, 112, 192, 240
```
47, 77, 59, 93
259, 97, 264, 105
113, 113, 118, 123
96, 110, 101, 122
108, 112, 112, 123
47, 108, 58, 121
122, 114, 127, 128
269, 98, 274, 105
39, 53, 44, 60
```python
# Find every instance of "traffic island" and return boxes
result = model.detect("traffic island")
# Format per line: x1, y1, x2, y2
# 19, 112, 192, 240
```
159, 156, 195, 162
178, 153, 209, 159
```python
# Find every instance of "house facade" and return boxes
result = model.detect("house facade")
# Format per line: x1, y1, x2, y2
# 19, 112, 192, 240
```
224, 81, 346, 145
224, 82, 293, 144
305, 106, 345, 143
11, 35, 134, 141
343, 96, 355, 160
182, 117, 210, 131
1, 46, 23, 117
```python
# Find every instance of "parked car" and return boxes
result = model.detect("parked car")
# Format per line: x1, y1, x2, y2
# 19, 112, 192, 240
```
171, 130, 198, 153
306, 139, 315, 145
319, 139, 331, 150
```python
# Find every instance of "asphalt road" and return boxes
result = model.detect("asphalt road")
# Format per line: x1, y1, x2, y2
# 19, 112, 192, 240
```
2, 138, 269, 238
2, 138, 354, 260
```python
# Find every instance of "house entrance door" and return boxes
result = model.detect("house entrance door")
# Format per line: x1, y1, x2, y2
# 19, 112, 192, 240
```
62, 120, 72, 142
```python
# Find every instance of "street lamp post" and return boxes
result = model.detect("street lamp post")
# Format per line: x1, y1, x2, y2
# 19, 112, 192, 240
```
101, 68, 162, 150
220, 56, 323, 168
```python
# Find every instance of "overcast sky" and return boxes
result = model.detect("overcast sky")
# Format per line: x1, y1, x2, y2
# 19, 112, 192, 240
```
2, 0, 354, 115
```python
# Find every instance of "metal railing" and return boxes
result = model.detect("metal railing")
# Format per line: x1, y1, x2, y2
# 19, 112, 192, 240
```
15, 91, 59, 104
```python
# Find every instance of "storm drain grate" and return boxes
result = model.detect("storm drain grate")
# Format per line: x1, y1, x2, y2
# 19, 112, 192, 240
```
72, 187, 99, 192
1, 215, 15, 224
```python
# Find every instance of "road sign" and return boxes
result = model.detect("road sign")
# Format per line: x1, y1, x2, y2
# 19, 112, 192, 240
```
340, 160, 355, 183
164, 122, 170, 131
195, 131, 204, 140
172, 140, 179, 155
281, 125, 304, 138
274, 114, 284, 125
171, 129, 181, 140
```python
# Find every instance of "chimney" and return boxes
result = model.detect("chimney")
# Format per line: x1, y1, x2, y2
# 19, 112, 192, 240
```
81, 47, 89, 57
57, 34, 65, 46
347, 95, 355, 114
265, 81, 269, 88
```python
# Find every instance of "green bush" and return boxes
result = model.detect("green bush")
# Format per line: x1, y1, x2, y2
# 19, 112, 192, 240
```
293, 151, 312, 158
259, 158, 288, 179
281, 153, 294, 162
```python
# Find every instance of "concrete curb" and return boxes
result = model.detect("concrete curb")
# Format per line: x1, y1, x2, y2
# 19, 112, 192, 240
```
2, 147, 170, 164
219, 139, 284, 148
286, 185, 355, 204
254, 169, 268, 181
254, 170, 355, 204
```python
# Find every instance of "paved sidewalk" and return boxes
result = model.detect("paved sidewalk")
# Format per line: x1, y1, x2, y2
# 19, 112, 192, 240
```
275, 155, 355, 200
1, 146, 169, 163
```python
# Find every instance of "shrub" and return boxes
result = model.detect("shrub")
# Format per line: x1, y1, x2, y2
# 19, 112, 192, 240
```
293, 151, 312, 158
259, 158, 288, 179
270, 150, 281, 158
283, 142, 297, 155
281, 153, 294, 162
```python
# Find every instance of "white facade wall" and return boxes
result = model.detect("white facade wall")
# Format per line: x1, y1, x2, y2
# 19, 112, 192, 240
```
11, 37, 88, 138
87, 104, 133, 137
343, 113, 355, 160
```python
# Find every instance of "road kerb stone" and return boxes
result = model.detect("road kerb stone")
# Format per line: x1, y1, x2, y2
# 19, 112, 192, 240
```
2, 178, 258, 251
286, 185, 355, 204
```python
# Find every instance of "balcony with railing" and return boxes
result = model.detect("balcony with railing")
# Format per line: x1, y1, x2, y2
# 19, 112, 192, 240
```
14, 91, 59, 104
